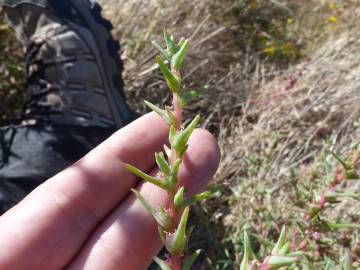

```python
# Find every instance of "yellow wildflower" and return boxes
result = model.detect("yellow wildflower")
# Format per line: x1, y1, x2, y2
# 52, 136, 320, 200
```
264, 47, 276, 55
328, 16, 338, 23
328, 3, 336, 10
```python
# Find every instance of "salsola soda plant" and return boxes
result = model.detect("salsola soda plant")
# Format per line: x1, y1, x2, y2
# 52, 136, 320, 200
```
240, 227, 303, 270
126, 31, 211, 270
234, 139, 360, 269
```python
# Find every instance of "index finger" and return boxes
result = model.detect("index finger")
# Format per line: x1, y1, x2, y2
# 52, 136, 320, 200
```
0, 112, 168, 270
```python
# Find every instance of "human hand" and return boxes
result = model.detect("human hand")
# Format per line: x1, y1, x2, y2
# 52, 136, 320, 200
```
0, 112, 220, 270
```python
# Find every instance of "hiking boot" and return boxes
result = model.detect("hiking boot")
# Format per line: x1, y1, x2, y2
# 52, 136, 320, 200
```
1, 0, 136, 128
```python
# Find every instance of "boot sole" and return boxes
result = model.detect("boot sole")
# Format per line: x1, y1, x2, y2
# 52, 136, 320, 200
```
68, 0, 136, 128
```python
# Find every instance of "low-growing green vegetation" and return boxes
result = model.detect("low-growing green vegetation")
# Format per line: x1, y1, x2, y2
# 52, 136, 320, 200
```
200, 139, 360, 269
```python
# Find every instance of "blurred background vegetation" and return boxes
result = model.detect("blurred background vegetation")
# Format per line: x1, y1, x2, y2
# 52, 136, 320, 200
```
1, 0, 359, 269
0, 16, 24, 125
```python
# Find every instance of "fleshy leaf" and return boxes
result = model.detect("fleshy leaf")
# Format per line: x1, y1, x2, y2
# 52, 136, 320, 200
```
326, 223, 360, 230
179, 90, 200, 107
183, 250, 201, 270
132, 189, 170, 229
271, 226, 287, 255
340, 250, 353, 270
165, 207, 190, 255
155, 152, 171, 176
170, 158, 182, 185
152, 41, 170, 59
185, 225, 195, 250
287, 251, 304, 257
279, 243, 290, 256
331, 151, 351, 170
169, 126, 176, 146
144, 100, 174, 125
126, 164, 171, 191
154, 256, 171, 270
156, 207, 171, 229
164, 31, 177, 54
156, 56, 180, 92
177, 37, 186, 48
182, 190, 213, 208
164, 144, 172, 159
179, 85, 209, 107
173, 115, 200, 154
266, 255, 299, 268
165, 107, 175, 125
324, 192, 360, 201
240, 231, 252, 270
171, 39, 189, 70
174, 186, 185, 208
132, 188, 156, 215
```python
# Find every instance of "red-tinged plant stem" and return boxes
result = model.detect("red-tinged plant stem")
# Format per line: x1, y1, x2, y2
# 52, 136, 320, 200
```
168, 91, 183, 269
168, 92, 182, 225
173, 93, 182, 132
171, 255, 182, 270
259, 264, 271, 270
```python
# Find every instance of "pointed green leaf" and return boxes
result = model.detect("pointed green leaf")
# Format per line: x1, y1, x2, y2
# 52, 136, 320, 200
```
169, 126, 176, 146
154, 256, 171, 270
155, 152, 171, 176
171, 39, 189, 70
272, 226, 287, 255
156, 207, 171, 229
325, 259, 336, 270
144, 100, 174, 125
164, 31, 177, 54
240, 231, 251, 270
126, 164, 171, 191
326, 223, 360, 230
185, 225, 195, 250
177, 37, 186, 48
267, 255, 300, 268
132, 189, 170, 229
173, 115, 200, 153
287, 251, 304, 257
132, 188, 156, 216
340, 251, 353, 270
279, 243, 290, 256
164, 144, 172, 159
165, 207, 190, 255
174, 186, 185, 208
331, 151, 351, 170
156, 56, 180, 92
182, 190, 213, 208
165, 107, 175, 125
152, 41, 170, 59
158, 227, 166, 242
183, 250, 201, 270
170, 158, 182, 185
179, 90, 200, 107
324, 192, 360, 201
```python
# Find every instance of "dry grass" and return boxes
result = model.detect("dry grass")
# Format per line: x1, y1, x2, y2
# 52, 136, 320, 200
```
100, 0, 269, 135
219, 8, 360, 185
99, 0, 360, 184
